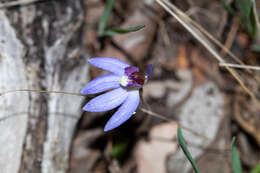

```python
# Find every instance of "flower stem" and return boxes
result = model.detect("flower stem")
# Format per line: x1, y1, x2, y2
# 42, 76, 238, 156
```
1, 88, 209, 140
139, 108, 209, 140
0, 89, 85, 97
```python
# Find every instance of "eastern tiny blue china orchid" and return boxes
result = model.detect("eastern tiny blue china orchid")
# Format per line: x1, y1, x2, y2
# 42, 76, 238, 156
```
81, 57, 152, 131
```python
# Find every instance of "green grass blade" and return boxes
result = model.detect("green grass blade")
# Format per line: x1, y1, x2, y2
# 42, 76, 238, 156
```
98, 0, 115, 36
220, 0, 236, 16
235, 0, 251, 18
246, 0, 257, 37
177, 126, 201, 173
235, 0, 258, 37
231, 137, 243, 173
102, 24, 145, 36
249, 163, 260, 173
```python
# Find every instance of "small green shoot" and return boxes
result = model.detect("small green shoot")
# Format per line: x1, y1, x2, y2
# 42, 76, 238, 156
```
177, 126, 201, 173
97, 0, 144, 37
250, 163, 260, 173
231, 137, 243, 173
221, 0, 236, 16
112, 141, 128, 160
98, 0, 115, 36
236, 0, 258, 37
102, 24, 145, 36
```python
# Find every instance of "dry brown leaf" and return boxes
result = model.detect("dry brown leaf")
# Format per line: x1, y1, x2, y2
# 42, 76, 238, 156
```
135, 123, 178, 173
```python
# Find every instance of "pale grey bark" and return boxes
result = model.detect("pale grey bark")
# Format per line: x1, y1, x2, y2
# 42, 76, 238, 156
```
0, 1, 88, 173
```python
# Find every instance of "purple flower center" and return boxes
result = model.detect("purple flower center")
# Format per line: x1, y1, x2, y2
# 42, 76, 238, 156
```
123, 66, 145, 88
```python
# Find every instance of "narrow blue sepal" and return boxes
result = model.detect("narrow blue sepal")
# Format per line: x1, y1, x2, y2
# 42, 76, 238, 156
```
145, 64, 152, 81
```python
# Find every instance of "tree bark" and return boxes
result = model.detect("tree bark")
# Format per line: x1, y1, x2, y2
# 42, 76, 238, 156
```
0, 1, 88, 173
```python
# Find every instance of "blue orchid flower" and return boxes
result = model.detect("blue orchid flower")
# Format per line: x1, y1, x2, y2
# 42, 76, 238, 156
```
81, 57, 152, 131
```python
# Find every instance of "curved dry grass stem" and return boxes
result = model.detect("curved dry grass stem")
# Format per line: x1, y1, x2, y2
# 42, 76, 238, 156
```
140, 108, 209, 141
163, 0, 260, 84
220, 63, 260, 71
156, 0, 260, 109
0, 88, 208, 140
0, 89, 85, 97
161, 0, 244, 67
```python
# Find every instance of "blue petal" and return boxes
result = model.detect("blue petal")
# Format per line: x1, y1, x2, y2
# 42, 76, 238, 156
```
83, 87, 128, 112
88, 57, 129, 75
81, 74, 121, 95
104, 90, 140, 131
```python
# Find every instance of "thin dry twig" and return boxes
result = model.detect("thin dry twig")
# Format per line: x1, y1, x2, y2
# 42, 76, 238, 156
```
156, 0, 260, 108
140, 108, 208, 141
0, 89, 85, 97
219, 63, 260, 71
159, 0, 243, 64
0, 88, 211, 141
220, 18, 239, 57
150, 135, 231, 152
180, 0, 260, 84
